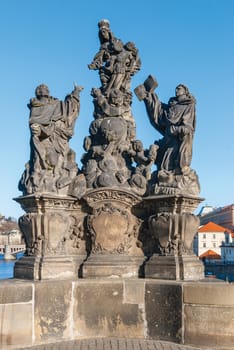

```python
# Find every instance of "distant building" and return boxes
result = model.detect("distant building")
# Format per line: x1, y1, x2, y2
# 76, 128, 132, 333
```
0, 216, 25, 255
221, 242, 234, 263
0, 229, 24, 245
199, 249, 221, 261
199, 204, 234, 231
193, 221, 232, 258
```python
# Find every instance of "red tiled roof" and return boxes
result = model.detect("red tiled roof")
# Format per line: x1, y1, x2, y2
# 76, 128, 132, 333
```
198, 221, 230, 233
199, 249, 221, 259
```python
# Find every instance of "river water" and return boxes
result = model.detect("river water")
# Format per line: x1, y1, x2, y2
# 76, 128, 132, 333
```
0, 253, 24, 279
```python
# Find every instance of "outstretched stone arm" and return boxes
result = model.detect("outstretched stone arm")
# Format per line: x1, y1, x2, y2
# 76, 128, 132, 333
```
134, 76, 165, 136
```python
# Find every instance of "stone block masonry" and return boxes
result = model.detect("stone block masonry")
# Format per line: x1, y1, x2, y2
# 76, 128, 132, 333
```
1, 279, 234, 349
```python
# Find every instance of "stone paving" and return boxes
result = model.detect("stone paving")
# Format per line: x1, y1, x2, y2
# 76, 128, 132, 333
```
18, 338, 216, 350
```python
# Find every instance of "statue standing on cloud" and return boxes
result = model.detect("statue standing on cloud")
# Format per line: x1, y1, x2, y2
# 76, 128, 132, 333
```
82, 19, 153, 195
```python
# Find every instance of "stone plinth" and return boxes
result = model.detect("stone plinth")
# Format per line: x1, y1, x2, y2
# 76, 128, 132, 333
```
145, 255, 204, 281
14, 194, 87, 280
144, 195, 204, 281
81, 188, 145, 278
144, 194, 203, 214
82, 256, 144, 278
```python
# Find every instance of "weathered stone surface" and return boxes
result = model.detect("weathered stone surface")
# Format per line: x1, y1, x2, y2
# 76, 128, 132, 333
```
184, 282, 234, 305
82, 188, 144, 278
0, 281, 32, 304
82, 256, 144, 278
145, 256, 177, 280
1, 279, 234, 348
145, 282, 182, 342
123, 279, 145, 304
0, 303, 32, 348
184, 305, 234, 347
92, 211, 128, 250
145, 255, 204, 281
143, 195, 204, 281
34, 280, 72, 343
14, 195, 87, 280
184, 282, 234, 347
73, 280, 144, 338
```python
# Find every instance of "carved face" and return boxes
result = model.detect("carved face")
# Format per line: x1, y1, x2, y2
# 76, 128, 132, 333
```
133, 140, 143, 152
99, 27, 110, 41
175, 85, 186, 97
30, 123, 41, 136
35, 84, 50, 99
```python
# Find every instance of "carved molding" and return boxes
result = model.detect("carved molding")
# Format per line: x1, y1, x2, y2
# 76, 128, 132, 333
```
144, 194, 204, 215
14, 194, 82, 213
83, 188, 141, 209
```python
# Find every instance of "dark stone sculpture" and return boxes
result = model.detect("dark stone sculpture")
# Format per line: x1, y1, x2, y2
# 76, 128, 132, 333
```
135, 76, 200, 196
83, 19, 153, 196
14, 20, 204, 281
88, 19, 141, 98
135, 76, 204, 280
18, 84, 85, 198
79, 19, 150, 277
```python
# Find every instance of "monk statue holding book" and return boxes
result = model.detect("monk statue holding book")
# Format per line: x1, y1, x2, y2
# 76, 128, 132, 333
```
135, 75, 200, 196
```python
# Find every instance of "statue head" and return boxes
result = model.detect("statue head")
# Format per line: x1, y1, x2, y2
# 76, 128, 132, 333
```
111, 39, 124, 53
124, 41, 137, 55
98, 19, 110, 30
175, 84, 189, 97
132, 140, 144, 152
35, 84, 50, 99
175, 84, 195, 103
98, 19, 111, 43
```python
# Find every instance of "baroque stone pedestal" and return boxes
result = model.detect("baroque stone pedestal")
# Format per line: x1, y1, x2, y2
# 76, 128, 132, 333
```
144, 195, 204, 281
81, 188, 144, 278
14, 194, 87, 280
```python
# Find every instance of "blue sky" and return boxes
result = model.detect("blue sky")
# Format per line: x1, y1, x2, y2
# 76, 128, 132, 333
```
0, 0, 233, 219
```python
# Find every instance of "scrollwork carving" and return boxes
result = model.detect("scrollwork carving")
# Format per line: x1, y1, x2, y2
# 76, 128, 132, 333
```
149, 212, 200, 256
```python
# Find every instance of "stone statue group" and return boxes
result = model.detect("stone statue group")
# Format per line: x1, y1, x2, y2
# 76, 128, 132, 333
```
18, 19, 200, 201
15, 20, 204, 280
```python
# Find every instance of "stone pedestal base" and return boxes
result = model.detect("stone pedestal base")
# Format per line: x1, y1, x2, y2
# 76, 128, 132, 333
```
14, 255, 86, 280
82, 188, 144, 278
145, 254, 204, 281
14, 194, 87, 280
82, 255, 144, 278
